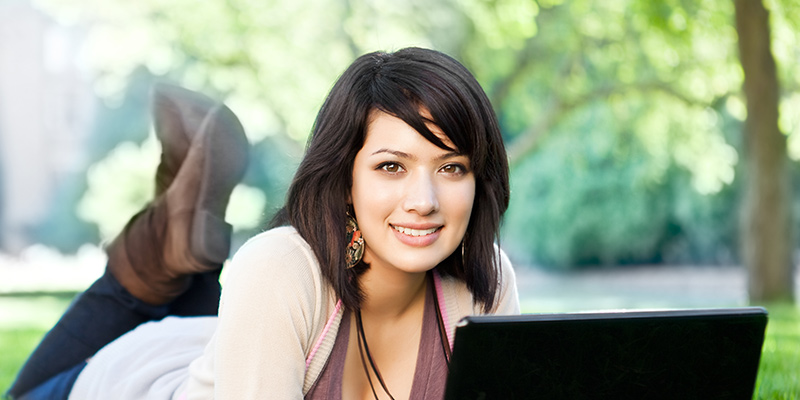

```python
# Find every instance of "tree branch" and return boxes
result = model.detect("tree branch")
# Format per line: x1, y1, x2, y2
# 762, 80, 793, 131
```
507, 80, 709, 167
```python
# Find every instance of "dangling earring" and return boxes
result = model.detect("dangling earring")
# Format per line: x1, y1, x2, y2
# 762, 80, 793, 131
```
460, 235, 467, 267
346, 212, 365, 269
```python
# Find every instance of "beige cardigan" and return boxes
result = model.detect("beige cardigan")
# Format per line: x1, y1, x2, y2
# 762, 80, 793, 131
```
70, 226, 520, 399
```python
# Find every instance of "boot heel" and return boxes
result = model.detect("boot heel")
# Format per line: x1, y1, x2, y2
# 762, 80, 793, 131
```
191, 209, 232, 265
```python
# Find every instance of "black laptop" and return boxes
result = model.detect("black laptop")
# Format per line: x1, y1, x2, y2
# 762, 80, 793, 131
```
443, 307, 768, 400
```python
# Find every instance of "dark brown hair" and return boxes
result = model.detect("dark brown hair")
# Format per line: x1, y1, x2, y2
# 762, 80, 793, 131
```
272, 47, 509, 312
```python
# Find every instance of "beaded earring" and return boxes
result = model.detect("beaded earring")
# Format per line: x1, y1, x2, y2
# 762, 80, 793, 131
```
345, 213, 364, 269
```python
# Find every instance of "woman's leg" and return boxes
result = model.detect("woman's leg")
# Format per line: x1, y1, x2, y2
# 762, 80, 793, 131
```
8, 269, 222, 399
7, 271, 168, 398
103, 84, 249, 306
169, 270, 222, 317
5, 84, 248, 399
15, 363, 85, 400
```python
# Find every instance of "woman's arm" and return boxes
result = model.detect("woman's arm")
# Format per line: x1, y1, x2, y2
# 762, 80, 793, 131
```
213, 228, 328, 399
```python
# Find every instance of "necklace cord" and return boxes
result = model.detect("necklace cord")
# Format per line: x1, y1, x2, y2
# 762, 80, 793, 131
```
354, 271, 448, 400
356, 310, 396, 400
431, 277, 452, 366
355, 319, 380, 400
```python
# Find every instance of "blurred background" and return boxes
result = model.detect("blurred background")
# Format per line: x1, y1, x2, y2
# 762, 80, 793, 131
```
0, 0, 799, 396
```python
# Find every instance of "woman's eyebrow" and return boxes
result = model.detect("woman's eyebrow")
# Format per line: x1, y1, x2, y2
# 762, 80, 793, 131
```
436, 151, 465, 162
371, 148, 465, 162
371, 149, 415, 160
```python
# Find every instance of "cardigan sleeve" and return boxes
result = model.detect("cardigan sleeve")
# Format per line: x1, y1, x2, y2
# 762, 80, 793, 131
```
212, 227, 327, 399
491, 248, 521, 315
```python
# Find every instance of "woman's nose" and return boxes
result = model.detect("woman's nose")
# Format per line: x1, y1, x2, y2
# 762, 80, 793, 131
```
403, 174, 439, 215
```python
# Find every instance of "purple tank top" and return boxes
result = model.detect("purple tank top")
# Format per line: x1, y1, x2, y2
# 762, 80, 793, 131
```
306, 279, 448, 399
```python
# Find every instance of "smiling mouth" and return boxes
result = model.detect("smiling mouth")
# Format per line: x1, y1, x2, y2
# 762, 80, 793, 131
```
391, 225, 440, 237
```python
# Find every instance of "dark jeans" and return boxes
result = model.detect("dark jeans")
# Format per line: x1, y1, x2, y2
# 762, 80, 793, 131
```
6, 269, 221, 400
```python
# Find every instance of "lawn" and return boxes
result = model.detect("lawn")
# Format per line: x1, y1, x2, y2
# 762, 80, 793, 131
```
1, 295, 798, 398
0, 293, 76, 395
753, 303, 800, 400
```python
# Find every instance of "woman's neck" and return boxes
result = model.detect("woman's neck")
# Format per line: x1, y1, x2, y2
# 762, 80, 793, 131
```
358, 267, 428, 321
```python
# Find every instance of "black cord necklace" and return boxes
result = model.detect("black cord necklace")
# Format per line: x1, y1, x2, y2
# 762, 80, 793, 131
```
431, 276, 452, 366
354, 271, 451, 400
355, 309, 396, 400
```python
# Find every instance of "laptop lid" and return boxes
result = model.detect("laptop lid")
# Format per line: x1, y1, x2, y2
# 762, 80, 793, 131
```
444, 307, 768, 400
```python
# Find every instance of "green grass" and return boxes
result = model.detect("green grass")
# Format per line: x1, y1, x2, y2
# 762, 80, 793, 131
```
0, 328, 49, 394
0, 295, 798, 398
753, 303, 800, 399
0, 293, 75, 394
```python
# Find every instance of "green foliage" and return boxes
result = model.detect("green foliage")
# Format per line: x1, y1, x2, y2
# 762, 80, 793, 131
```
485, 0, 767, 268
502, 88, 743, 268
77, 137, 158, 242
504, 103, 669, 267
25, 0, 800, 268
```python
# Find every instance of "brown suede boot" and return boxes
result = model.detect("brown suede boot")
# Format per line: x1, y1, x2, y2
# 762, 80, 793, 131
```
107, 86, 249, 305
151, 83, 217, 197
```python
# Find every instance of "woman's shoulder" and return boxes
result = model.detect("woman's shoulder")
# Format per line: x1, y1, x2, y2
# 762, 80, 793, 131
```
232, 226, 315, 264
236, 225, 310, 256
439, 246, 515, 287
496, 246, 517, 292
438, 246, 519, 315
223, 225, 323, 289
492, 246, 520, 315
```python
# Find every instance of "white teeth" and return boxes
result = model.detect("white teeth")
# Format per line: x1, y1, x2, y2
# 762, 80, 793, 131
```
393, 225, 438, 237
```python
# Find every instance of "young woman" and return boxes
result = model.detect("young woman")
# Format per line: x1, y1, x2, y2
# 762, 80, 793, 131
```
8, 47, 519, 400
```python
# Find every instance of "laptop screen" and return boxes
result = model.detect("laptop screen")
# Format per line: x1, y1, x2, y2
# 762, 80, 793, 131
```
444, 307, 767, 400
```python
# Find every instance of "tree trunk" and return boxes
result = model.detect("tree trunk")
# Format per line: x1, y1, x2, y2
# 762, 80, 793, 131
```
735, 0, 794, 302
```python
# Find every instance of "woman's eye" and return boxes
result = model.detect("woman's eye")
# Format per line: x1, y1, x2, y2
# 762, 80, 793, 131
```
380, 163, 403, 173
441, 164, 465, 175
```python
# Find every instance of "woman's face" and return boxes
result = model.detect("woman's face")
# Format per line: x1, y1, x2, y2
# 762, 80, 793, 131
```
350, 110, 475, 276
